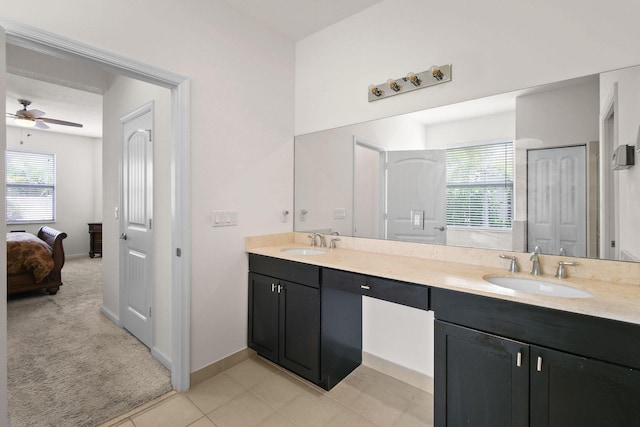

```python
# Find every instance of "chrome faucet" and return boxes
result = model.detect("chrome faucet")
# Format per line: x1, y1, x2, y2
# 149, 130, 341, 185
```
499, 254, 519, 273
530, 246, 542, 276
555, 260, 580, 279
329, 237, 341, 249
308, 233, 326, 247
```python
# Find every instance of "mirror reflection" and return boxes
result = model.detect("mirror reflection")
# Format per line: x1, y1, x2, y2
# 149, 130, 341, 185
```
294, 65, 640, 262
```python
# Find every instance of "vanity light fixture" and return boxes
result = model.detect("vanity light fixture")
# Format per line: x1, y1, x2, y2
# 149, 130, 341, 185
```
368, 63, 452, 102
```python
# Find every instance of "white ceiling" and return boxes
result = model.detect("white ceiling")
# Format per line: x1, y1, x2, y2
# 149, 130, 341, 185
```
220, 0, 385, 41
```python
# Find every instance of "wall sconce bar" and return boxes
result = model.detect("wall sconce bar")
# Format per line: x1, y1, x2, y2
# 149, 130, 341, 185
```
368, 64, 452, 102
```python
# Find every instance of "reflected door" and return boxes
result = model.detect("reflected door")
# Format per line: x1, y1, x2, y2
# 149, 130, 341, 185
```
387, 150, 446, 244
527, 146, 586, 257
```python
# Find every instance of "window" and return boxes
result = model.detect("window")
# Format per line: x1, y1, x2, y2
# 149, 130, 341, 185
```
6, 150, 56, 223
446, 142, 513, 229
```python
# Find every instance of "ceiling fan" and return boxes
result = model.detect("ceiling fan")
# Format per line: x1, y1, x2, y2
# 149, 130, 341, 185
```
6, 99, 83, 129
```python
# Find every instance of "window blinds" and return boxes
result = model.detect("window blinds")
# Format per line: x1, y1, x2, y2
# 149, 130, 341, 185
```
446, 142, 513, 229
6, 150, 56, 223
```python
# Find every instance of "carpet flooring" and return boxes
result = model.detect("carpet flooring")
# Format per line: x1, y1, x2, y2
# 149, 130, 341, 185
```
7, 257, 172, 427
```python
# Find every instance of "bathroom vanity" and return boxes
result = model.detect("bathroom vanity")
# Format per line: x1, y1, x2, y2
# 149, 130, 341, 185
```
247, 237, 640, 426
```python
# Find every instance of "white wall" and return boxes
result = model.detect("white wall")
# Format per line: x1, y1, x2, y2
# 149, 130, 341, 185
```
6, 126, 102, 257
102, 75, 173, 364
2, 0, 295, 377
296, 0, 640, 135
295, 0, 640, 380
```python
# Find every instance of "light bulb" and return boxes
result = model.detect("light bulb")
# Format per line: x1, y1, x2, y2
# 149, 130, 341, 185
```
406, 72, 421, 87
15, 117, 36, 128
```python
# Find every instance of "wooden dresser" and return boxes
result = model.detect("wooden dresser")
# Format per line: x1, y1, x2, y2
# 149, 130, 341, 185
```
88, 223, 102, 258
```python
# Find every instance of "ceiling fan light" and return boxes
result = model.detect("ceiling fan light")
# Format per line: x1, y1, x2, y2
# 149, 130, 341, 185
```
14, 117, 36, 128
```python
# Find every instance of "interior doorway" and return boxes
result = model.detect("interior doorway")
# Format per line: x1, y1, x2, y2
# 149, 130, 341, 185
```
1, 20, 191, 391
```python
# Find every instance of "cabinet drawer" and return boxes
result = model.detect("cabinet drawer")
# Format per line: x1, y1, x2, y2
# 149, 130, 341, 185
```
323, 268, 366, 293
366, 276, 429, 310
323, 268, 429, 310
249, 254, 320, 288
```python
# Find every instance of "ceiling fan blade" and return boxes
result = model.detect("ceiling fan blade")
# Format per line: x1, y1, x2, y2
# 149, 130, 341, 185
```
23, 109, 46, 119
35, 121, 50, 130
6, 113, 17, 118
39, 117, 83, 128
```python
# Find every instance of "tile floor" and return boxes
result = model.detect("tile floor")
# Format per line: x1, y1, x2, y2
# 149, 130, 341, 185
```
100, 356, 434, 427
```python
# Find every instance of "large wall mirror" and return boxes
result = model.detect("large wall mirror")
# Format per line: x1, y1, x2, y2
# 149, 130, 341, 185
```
294, 65, 640, 262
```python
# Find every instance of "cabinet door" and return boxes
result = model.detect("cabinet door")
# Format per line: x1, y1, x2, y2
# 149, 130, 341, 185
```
435, 320, 529, 427
248, 273, 279, 363
530, 346, 640, 427
279, 280, 320, 383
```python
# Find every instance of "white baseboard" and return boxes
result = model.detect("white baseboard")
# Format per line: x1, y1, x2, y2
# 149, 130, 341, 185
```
100, 305, 120, 326
362, 351, 433, 393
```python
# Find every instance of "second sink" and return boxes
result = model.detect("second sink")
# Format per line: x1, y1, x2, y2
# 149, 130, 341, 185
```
484, 276, 593, 298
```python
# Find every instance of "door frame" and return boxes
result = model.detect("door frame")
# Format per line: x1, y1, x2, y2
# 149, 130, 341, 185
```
600, 84, 618, 260
353, 136, 386, 239
1, 18, 191, 391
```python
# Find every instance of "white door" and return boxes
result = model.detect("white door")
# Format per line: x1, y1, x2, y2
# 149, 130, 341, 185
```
527, 146, 586, 257
120, 103, 154, 348
386, 150, 446, 244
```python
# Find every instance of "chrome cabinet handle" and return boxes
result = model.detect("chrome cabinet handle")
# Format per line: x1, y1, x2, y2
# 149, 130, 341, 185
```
271, 283, 276, 292
516, 352, 522, 367
537, 356, 543, 372
360, 285, 370, 290
277, 284, 282, 294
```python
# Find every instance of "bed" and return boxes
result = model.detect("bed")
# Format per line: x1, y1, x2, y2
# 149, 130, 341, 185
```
7, 226, 68, 295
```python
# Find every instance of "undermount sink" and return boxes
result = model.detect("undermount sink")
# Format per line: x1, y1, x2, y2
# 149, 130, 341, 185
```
484, 276, 594, 298
281, 248, 327, 255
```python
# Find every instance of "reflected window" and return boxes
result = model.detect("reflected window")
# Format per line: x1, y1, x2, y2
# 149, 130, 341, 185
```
6, 150, 56, 223
446, 142, 513, 229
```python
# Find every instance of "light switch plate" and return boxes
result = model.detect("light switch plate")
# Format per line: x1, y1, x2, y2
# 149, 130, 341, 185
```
334, 208, 346, 220
212, 210, 238, 227
410, 210, 424, 230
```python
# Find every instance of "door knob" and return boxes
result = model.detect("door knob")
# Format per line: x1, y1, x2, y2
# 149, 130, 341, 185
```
120, 233, 127, 240
433, 226, 445, 231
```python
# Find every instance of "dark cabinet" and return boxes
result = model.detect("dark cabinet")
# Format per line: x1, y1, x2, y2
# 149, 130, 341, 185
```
530, 346, 640, 427
248, 272, 320, 384
88, 222, 102, 257
248, 254, 363, 390
435, 321, 529, 427
433, 288, 640, 427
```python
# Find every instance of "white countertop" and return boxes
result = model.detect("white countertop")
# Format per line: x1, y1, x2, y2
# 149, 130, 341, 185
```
247, 242, 640, 326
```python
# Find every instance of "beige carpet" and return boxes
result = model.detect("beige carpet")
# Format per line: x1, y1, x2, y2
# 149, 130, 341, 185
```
7, 257, 172, 427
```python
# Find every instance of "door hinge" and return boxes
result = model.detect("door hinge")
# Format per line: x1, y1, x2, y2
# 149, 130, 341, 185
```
149, 218, 152, 229
148, 305, 152, 317
176, 248, 182, 257
146, 129, 152, 142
